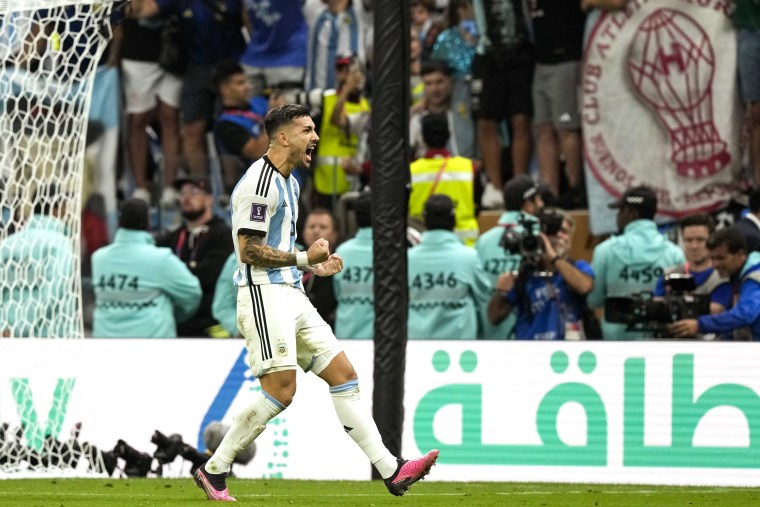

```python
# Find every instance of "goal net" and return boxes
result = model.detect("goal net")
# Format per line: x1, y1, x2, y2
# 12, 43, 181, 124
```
0, 0, 116, 476
0, 0, 116, 339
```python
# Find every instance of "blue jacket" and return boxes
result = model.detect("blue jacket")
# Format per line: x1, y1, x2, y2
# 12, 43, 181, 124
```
587, 219, 685, 340
0, 215, 76, 337
474, 211, 538, 339
214, 97, 268, 165
698, 252, 760, 340
333, 227, 374, 339
506, 260, 595, 340
408, 230, 491, 339
92, 228, 202, 338
212, 252, 240, 337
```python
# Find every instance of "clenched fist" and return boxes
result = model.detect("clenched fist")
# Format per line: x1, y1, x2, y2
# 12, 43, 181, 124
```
313, 253, 344, 277
307, 238, 330, 265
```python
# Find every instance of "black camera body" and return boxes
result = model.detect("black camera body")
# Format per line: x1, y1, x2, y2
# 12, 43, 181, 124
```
151, 430, 183, 465
604, 274, 710, 337
113, 439, 152, 477
499, 210, 564, 267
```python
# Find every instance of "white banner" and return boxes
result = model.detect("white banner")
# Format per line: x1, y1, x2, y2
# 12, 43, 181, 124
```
1, 340, 759, 486
582, 0, 743, 234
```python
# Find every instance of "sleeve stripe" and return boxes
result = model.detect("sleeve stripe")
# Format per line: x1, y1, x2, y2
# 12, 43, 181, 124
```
255, 162, 276, 196
255, 164, 264, 195
255, 165, 270, 195
263, 166, 275, 196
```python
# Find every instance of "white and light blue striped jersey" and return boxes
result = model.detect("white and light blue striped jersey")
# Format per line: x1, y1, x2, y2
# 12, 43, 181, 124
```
231, 155, 302, 288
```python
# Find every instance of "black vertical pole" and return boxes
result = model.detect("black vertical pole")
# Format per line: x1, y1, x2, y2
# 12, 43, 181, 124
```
370, 0, 411, 479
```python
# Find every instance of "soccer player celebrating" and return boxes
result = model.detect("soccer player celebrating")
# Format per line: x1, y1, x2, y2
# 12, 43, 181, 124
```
193, 103, 439, 501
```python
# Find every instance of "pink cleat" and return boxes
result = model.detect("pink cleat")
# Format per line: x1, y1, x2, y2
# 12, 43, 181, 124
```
194, 464, 237, 502
384, 449, 439, 496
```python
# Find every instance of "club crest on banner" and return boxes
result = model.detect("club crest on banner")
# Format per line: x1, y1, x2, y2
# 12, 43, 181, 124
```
583, 1, 741, 219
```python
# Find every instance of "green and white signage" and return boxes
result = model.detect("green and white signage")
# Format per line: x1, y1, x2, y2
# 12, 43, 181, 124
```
1, 340, 758, 486
402, 342, 760, 486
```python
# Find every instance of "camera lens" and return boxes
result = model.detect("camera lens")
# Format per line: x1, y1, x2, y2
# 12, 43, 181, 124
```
521, 235, 539, 253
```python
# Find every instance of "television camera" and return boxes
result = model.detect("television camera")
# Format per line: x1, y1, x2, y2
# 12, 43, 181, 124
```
604, 274, 710, 337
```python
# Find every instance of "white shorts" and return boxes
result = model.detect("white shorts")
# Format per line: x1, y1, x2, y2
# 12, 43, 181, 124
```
121, 59, 182, 114
241, 64, 305, 97
237, 283, 341, 378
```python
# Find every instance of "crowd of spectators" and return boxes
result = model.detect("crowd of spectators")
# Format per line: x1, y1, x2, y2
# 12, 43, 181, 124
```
3, 0, 760, 341
115, 0, 619, 211
91, 0, 760, 341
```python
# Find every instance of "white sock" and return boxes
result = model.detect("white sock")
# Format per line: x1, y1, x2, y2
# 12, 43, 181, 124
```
205, 389, 285, 474
330, 379, 398, 479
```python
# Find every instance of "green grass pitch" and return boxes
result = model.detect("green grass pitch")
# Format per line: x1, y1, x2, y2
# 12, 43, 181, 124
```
1, 479, 759, 506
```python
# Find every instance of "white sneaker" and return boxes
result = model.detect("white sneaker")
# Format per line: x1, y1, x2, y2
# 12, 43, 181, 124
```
160, 186, 178, 208
481, 182, 505, 209
132, 187, 151, 204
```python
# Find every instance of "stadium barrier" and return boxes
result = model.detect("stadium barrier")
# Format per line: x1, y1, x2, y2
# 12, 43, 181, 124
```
0, 340, 758, 486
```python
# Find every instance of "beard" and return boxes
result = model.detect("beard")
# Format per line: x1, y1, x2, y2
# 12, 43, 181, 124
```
290, 148, 310, 169
182, 207, 206, 221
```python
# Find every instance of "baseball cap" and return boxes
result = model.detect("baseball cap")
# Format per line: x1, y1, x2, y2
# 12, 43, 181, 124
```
608, 185, 657, 219
503, 175, 539, 211
173, 176, 212, 194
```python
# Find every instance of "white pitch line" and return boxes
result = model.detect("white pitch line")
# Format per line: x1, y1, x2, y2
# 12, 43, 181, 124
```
0, 489, 743, 498
495, 489, 743, 495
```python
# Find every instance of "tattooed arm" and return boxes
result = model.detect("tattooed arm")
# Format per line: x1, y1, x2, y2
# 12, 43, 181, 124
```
238, 233, 296, 268
238, 234, 331, 268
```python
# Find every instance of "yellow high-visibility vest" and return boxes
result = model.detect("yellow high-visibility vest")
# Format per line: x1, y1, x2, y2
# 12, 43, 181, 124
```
313, 90, 371, 195
409, 154, 479, 246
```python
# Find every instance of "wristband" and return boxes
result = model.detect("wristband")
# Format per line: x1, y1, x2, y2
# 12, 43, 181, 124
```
296, 251, 309, 267
550, 255, 562, 266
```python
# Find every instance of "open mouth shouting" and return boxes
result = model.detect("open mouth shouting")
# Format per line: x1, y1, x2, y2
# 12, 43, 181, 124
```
305, 144, 317, 165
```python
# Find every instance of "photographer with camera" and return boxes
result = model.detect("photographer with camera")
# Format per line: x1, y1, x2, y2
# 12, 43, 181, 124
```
487, 209, 594, 340
587, 186, 685, 340
669, 228, 760, 340
475, 175, 543, 339
653, 213, 731, 316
